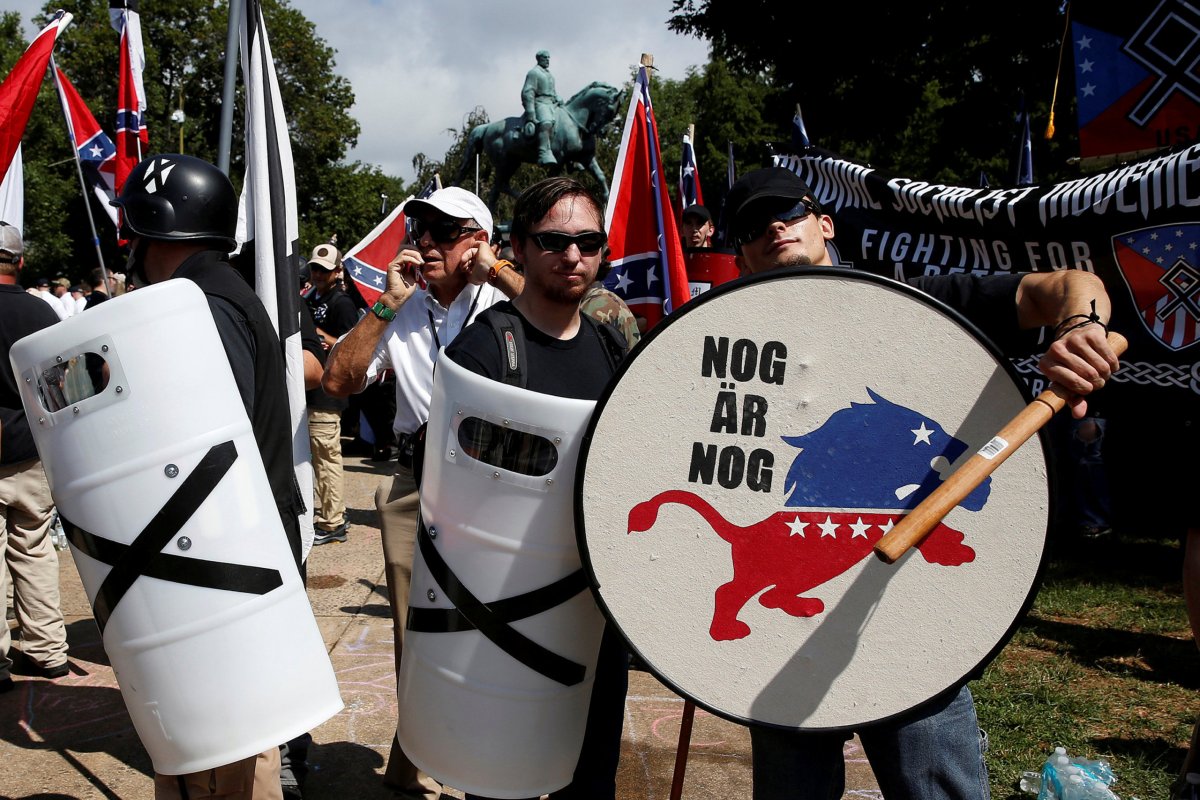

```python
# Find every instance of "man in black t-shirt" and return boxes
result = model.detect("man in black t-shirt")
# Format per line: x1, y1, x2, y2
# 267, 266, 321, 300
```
83, 265, 116, 309
0, 222, 70, 693
302, 243, 359, 545
444, 177, 628, 800
726, 167, 1120, 800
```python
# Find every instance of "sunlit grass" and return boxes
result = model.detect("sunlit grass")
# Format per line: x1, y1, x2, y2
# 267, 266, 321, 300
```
974, 532, 1196, 800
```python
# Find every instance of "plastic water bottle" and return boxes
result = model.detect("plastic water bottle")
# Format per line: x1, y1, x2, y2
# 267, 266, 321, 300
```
1062, 773, 1088, 799
1072, 756, 1116, 786
1020, 771, 1043, 795
1182, 772, 1200, 800
50, 513, 68, 551
1037, 753, 1071, 800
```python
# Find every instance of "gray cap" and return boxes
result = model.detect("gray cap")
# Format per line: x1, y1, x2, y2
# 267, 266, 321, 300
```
0, 222, 23, 259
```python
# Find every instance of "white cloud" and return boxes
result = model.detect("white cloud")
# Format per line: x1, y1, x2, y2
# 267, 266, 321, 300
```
11, 0, 709, 184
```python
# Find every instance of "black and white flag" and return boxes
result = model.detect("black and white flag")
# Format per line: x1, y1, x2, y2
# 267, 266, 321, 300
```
236, 0, 315, 557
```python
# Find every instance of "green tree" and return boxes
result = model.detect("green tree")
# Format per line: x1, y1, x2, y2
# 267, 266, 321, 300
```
424, 59, 777, 230
649, 58, 785, 218
4, 0, 403, 281
668, 0, 1076, 186
302, 161, 406, 248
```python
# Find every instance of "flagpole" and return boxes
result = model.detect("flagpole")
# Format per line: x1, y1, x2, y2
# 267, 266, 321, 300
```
217, 0, 243, 174
51, 56, 108, 281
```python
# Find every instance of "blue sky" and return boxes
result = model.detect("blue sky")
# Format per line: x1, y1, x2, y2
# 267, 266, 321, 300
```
10, 0, 711, 184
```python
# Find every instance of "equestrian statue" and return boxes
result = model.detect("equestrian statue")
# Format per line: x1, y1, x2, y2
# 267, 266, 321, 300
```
455, 52, 622, 212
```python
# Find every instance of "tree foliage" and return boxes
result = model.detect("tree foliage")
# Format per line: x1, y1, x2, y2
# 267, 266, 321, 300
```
4, 0, 406, 282
425, 100, 626, 229
648, 58, 786, 219
424, 59, 780, 229
668, 0, 1078, 187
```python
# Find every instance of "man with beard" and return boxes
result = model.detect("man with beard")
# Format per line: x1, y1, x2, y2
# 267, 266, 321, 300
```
443, 176, 630, 800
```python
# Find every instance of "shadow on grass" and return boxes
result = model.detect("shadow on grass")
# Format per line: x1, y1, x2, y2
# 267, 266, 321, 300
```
1043, 529, 1183, 588
1091, 733, 1190, 773
1020, 616, 1199, 688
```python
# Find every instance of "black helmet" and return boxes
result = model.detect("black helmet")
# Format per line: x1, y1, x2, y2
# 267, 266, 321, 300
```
111, 154, 237, 250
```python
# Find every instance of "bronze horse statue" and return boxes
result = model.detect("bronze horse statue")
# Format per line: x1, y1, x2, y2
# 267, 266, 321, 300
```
454, 81, 623, 211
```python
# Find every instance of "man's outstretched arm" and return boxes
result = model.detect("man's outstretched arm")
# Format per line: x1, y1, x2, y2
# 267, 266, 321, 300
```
1015, 270, 1119, 418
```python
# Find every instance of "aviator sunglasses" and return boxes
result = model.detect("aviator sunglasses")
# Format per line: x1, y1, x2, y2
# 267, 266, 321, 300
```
528, 230, 608, 255
411, 217, 484, 244
734, 198, 822, 248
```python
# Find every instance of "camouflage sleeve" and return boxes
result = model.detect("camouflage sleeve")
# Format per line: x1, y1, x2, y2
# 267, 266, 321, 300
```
581, 286, 641, 346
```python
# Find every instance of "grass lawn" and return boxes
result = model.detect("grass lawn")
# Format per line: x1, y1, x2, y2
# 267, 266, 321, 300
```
974, 530, 1198, 799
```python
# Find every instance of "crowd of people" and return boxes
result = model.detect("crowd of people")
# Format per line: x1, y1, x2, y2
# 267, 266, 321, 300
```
0, 153, 1194, 800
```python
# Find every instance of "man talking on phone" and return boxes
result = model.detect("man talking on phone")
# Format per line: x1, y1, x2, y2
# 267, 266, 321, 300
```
322, 186, 522, 798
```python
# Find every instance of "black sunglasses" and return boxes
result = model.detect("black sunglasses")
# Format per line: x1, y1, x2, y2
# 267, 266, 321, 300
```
529, 230, 608, 255
412, 217, 483, 244
734, 198, 822, 248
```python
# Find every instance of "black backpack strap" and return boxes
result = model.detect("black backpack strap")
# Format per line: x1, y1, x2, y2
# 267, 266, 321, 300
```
481, 308, 528, 388
581, 314, 628, 372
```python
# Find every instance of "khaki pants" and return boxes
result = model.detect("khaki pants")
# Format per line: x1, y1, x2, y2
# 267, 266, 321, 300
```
0, 458, 67, 677
376, 466, 441, 798
307, 409, 345, 531
154, 748, 282, 800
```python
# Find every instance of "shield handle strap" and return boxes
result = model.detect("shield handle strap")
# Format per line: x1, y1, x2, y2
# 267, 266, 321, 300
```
875, 331, 1128, 564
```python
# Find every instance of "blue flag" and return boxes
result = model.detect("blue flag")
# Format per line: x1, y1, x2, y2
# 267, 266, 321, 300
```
791, 103, 811, 150
1016, 97, 1033, 187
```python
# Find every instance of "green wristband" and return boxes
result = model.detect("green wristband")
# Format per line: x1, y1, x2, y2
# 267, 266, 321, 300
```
371, 300, 396, 322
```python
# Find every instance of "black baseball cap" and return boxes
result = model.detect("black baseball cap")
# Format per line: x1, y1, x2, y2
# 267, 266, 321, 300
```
681, 204, 712, 224
725, 168, 816, 229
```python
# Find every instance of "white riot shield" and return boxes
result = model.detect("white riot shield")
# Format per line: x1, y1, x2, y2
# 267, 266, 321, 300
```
398, 353, 606, 799
9, 279, 342, 774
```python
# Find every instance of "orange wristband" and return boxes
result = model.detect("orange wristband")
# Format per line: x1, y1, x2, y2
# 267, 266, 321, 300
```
488, 259, 514, 283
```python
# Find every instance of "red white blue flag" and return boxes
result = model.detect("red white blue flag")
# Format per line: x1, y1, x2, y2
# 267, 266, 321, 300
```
110, 0, 148, 194
1072, 1, 1200, 160
603, 65, 690, 331
678, 130, 704, 209
54, 66, 119, 227
0, 11, 73, 206
1111, 223, 1200, 352
344, 177, 436, 306
344, 205, 408, 307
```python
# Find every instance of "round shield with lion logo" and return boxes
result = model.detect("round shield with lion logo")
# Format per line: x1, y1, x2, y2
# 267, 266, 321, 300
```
576, 268, 1051, 731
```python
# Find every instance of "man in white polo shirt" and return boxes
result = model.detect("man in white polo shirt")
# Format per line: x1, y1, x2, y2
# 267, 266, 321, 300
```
322, 186, 523, 799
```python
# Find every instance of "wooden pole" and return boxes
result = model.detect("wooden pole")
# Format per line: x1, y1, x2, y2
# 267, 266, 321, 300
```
874, 332, 1128, 563
669, 699, 696, 800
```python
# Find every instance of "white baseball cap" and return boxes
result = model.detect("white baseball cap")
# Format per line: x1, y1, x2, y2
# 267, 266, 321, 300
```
404, 187, 493, 238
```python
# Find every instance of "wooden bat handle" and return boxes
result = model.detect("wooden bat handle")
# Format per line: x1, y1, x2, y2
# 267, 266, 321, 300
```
873, 331, 1128, 564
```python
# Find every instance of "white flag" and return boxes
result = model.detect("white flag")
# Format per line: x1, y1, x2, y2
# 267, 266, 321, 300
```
0, 145, 22, 232
236, 0, 315, 559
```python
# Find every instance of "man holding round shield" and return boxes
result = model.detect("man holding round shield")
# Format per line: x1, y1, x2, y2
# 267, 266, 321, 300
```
727, 167, 1119, 800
